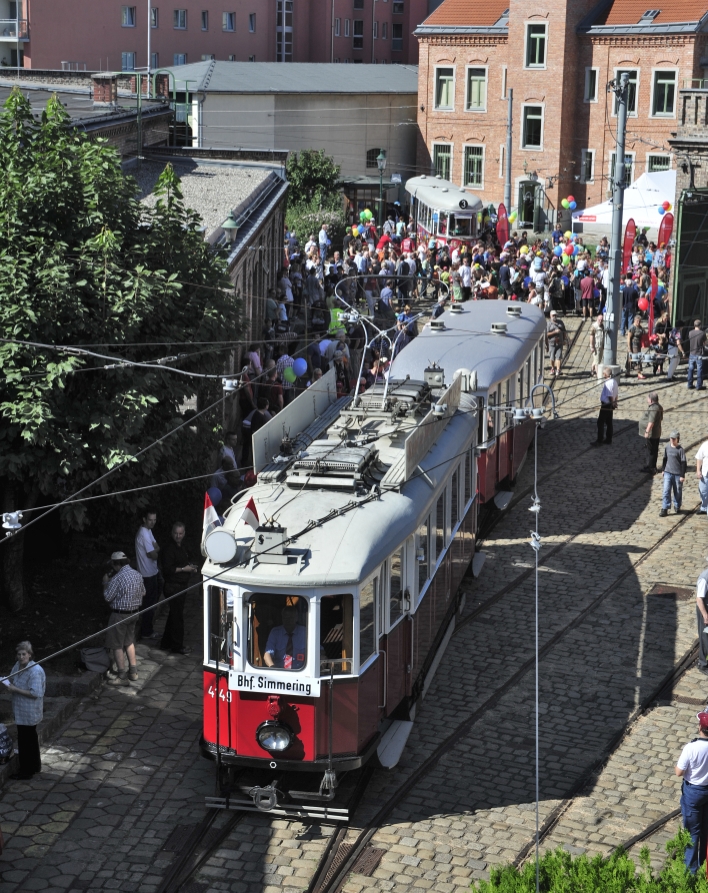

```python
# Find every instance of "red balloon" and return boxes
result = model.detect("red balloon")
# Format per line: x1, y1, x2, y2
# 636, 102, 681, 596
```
637, 297, 649, 311
661, 200, 670, 211
564, 243, 574, 256
567, 195, 575, 204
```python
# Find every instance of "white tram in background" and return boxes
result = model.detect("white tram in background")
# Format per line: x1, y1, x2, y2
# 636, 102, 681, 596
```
200, 302, 546, 815
406, 174, 484, 252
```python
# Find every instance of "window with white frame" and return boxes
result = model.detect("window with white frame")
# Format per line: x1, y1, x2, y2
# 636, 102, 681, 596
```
613, 69, 638, 115
466, 67, 486, 111
432, 143, 452, 180
174, 8, 187, 28
501, 65, 507, 98
463, 145, 484, 187
121, 51, 136, 69
223, 11, 235, 30
173, 52, 187, 64
249, 12, 255, 31
610, 151, 635, 187
382, 21, 387, 38
373, 20, 378, 38
276, 0, 293, 62
150, 6, 158, 27
344, 18, 350, 36
652, 70, 677, 116
353, 19, 364, 48
335, 16, 340, 35
522, 105, 543, 148
584, 67, 598, 102
525, 23, 546, 68
499, 144, 505, 178
580, 148, 594, 183
648, 153, 671, 172
434, 67, 454, 110
122, 6, 136, 27
151, 51, 159, 67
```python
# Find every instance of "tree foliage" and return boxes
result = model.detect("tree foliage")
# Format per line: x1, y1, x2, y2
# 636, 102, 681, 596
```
286, 149, 340, 206
0, 89, 239, 609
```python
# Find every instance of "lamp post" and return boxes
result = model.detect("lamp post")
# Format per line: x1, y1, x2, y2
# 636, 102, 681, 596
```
222, 212, 239, 247
377, 149, 387, 229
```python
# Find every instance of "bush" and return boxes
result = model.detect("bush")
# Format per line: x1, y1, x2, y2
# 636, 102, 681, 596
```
471, 830, 708, 892
285, 195, 348, 255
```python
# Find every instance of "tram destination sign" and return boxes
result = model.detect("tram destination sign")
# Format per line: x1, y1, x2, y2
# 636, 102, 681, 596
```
229, 669, 322, 697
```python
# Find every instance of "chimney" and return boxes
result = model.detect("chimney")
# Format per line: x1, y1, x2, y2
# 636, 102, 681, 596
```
92, 73, 118, 109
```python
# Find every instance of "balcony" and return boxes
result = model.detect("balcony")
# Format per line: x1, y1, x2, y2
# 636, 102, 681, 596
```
0, 19, 28, 40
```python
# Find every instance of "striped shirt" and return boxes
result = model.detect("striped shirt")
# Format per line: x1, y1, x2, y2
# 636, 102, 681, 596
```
276, 354, 295, 391
103, 565, 145, 612
10, 661, 45, 726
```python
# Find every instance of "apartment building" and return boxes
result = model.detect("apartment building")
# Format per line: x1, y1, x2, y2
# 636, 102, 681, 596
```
4, 0, 429, 70
415, 0, 708, 229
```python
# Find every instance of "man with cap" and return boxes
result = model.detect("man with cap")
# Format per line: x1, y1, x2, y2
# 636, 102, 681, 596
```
687, 319, 707, 390
660, 431, 687, 516
639, 392, 663, 473
675, 710, 708, 873
545, 311, 566, 379
102, 552, 145, 685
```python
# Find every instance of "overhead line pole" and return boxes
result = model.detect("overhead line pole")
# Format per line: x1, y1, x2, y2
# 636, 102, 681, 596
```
504, 88, 513, 213
605, 72, 629, 370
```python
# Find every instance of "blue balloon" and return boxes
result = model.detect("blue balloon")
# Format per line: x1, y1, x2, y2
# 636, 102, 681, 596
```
293, 357, 308, 378
207, 487, 222, 506
523, 276, 532, 287
554, 245, 563, 257
573, 245, 580, 256
569, 201, 577, 210
561, 276, 569, 286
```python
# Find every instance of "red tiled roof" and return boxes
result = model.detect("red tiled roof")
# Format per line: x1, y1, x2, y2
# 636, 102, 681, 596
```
423, 0, 509, 27
598, 0, 707, 24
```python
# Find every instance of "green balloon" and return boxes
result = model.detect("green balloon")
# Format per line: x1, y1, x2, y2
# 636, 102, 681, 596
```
561, 254, 570, 266
284, 366, 297, 383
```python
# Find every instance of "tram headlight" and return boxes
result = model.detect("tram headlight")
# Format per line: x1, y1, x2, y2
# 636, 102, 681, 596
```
255, 721, 294, 753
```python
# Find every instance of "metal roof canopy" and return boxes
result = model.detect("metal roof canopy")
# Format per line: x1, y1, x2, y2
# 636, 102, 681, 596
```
405, 175, 484, 216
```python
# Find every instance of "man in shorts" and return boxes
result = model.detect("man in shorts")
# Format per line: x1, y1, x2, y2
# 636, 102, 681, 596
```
102, 552, 145, 686
545, 310, 566, 378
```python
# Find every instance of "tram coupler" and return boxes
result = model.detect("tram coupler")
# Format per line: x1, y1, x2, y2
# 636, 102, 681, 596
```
291, 769, 338, 802
249, 780, 282, 811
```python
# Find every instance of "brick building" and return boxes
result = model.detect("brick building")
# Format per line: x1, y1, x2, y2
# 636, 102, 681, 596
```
415, 0, 708, 230
3, 0, 428, 70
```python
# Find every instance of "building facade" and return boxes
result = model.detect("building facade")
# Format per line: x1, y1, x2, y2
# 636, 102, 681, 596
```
415, 0, 708, 230
6, 0, 428, 70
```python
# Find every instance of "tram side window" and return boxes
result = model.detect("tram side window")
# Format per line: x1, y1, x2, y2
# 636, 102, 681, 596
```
208, 586, 233, 665
438, 211, 448, 235
416, 520, 429, 598
359, 576, 377, 667
487, 391, 497, 440
451, 468, 459, 528
320, 594, 353, 675
247, 593, 308, 671
436, 492, 446, 557
464, 446, 473, 504
390, 548, 404, 626
477, 397, 486, 445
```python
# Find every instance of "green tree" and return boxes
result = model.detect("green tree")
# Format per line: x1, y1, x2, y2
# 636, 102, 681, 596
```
286, 149, 340, 205
0, 89, 239, 610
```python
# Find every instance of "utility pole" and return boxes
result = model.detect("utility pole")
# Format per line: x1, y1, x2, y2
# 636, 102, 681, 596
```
604, 72, 629, 371
146, 0, 151, 95
504, 87, 513, 212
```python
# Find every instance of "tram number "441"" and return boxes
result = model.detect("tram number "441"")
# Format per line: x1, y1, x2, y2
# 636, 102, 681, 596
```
207, 684, 232, 702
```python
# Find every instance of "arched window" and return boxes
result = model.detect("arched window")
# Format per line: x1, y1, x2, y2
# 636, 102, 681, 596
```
366, 148, 382, 169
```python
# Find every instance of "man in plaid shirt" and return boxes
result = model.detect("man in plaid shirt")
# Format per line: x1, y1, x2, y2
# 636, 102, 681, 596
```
102, 551, 145, 686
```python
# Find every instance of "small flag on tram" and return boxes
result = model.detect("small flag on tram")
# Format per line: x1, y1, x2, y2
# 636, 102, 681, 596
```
240, 496, 260, 532
202, 492, 222, 539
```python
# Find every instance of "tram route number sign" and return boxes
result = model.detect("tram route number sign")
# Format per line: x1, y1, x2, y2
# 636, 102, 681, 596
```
228, 669, 322, 697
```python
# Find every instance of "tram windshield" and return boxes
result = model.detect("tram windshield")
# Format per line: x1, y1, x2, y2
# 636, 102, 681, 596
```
449, 215, 473, 237
248, 594, 308, 671
208, 586, 233, 665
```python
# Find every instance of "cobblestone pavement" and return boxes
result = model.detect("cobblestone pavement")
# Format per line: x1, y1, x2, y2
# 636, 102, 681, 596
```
2, 315, 708, 893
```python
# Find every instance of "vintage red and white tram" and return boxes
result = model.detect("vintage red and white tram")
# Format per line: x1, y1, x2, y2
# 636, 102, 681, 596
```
406, 174, 484, 252
200, 301, 545, 814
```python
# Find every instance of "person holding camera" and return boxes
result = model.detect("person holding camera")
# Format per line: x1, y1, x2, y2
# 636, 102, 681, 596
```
160, 523, 199, 655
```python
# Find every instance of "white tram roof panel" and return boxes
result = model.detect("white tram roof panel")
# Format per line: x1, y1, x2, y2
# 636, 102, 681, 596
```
405, 175, 484, 216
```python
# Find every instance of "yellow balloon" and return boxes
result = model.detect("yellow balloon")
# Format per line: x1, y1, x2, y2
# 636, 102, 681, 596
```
564, 231, 572, 238
520, 246, 529, 254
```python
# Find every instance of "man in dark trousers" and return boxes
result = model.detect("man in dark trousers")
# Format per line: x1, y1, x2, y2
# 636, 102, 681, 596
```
687, 319, 707, 390
639, 391, 663, 473
660, 431, 687, 516
696, 565, 708, 676
675, 710, 708, 873
593, 366, 618, 446
159, 523, 199, 655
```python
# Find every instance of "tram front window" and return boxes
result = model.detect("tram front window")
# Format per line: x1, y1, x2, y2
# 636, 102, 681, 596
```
248, 594, 308, 671
208, 586, 233, 665
320, 594, 353, 676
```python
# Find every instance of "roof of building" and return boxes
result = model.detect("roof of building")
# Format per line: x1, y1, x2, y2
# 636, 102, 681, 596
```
579, 0, 708, 32
162, 61, 419, 94
415, 0, 509, 34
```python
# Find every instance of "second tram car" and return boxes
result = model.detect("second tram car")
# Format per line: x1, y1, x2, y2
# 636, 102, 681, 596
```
200, 301, 545, 815
405, 174, 484, 252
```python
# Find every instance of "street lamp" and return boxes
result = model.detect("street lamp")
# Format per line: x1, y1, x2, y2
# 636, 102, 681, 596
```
222, 212, 239, 246
377, 149, 387, 228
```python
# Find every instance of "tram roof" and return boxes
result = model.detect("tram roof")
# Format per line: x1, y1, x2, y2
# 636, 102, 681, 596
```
390, 300, 546, 392
405, 175, 484, 215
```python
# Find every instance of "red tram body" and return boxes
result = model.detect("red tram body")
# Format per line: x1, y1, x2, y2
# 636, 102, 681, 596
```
200, 302, 546, 812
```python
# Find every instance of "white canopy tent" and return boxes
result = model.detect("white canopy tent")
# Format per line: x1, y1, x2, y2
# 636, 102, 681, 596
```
571, 170, 676, 237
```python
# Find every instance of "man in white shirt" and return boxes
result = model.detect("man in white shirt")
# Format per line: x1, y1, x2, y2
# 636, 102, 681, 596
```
592, 366, 618, 446
696, 439, 708, 512
675, 710, 708, 873
135, 508, 160, 639
695, 565, 708, 673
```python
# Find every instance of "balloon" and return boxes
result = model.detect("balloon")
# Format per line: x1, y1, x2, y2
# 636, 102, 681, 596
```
564, 244, 574, 256
569, 201, 577, 210
554, 245, 563, 256
564, 231, 572, 238
283, 366, 297, 383
520, 245, 529, 254
364, 208, 372, 218
573, 245, 580, 256
662, 201, 670, 211
561, 199, 570, 209
561, 275, 569, 285
523, 276, 532, 287
658, 206, 665, 215
207, 487, 222, 506
637, 297, 648, 312
567, 195, 575, 204
293, 357, 308, 377
509, 211, 517, 222
352, 226, 358, 236
667, 204, 672, 211
561, 255, 570, 266
357, 224, 365, 233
